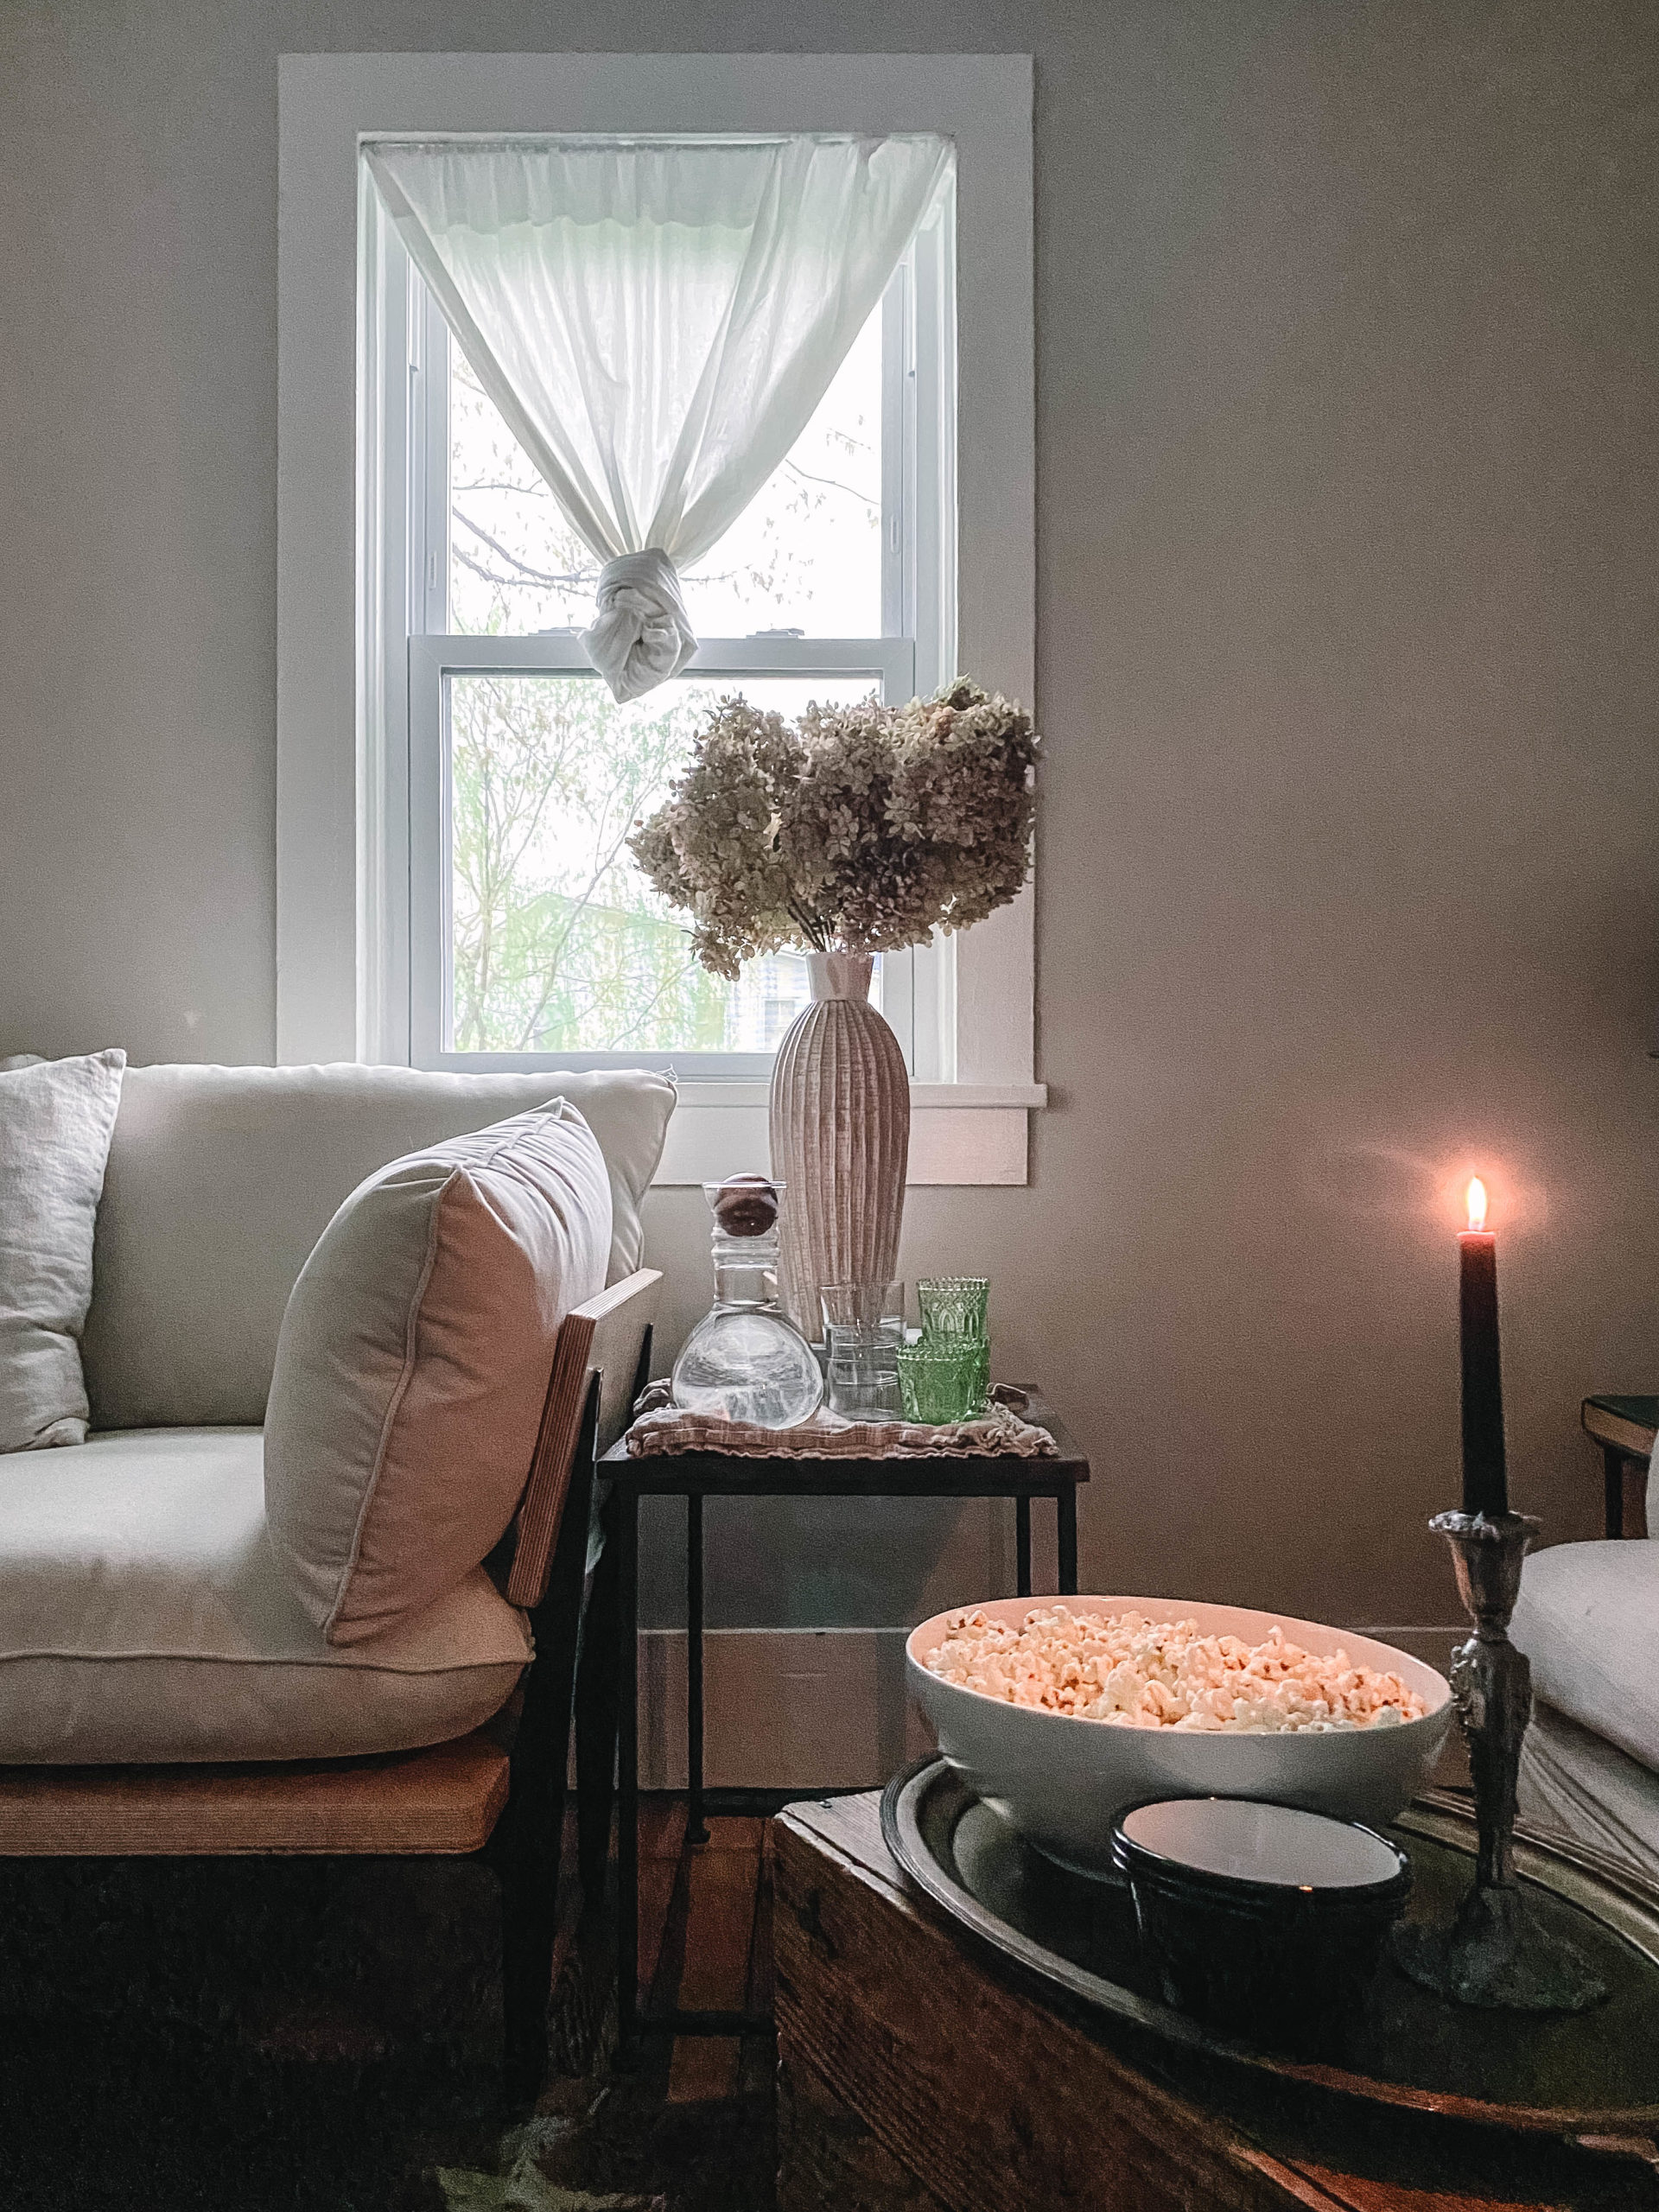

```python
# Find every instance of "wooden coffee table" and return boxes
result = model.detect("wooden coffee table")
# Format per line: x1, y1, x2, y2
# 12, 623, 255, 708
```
773, 1792, 1659, 2212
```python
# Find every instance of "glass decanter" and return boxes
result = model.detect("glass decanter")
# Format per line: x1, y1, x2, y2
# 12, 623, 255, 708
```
670, 1179, 824, 1429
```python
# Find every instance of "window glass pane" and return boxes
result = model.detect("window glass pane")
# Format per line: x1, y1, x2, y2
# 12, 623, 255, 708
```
447, 304, 883, 639
446, 673, 881, 1054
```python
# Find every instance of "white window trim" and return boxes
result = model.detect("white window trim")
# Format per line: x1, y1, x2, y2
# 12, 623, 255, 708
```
277, 52, 1039, 1184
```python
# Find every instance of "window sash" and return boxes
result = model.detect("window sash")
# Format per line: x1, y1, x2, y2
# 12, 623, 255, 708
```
407, 632, 918, 1076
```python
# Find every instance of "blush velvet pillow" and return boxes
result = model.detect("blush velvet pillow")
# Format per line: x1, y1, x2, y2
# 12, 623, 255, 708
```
264, 1100, 611, 1644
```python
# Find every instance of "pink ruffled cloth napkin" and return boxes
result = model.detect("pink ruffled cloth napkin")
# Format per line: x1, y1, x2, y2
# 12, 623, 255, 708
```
625, 1394, 1057, 1459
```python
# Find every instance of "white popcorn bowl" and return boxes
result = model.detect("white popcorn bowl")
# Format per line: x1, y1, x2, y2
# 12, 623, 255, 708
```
906, 1595, 1454, 1875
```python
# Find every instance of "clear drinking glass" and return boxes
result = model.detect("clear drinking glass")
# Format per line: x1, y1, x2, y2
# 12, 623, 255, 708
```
897, 1340, 991, 1424
917, 1276, 991, 1344
820, 1281, 905, 1420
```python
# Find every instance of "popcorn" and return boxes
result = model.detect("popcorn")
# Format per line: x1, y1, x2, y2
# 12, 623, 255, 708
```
924, 1607, 1427, 1733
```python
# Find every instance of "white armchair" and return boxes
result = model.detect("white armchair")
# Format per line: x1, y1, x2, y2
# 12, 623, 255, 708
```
0, 1058, 674, 2103
1511, 1404, 1659, 1883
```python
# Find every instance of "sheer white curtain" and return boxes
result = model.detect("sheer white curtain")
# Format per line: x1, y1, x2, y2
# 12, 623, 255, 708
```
367, 135, 951, 700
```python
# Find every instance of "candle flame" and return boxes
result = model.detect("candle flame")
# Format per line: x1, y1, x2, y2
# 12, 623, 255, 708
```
1465, 1177, 1488, 1234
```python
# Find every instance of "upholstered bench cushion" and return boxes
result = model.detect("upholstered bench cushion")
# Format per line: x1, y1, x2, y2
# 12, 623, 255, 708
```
1519, 1700, 1659, 1885
0, 1428, 530, 1764
1510, 1538, 1659, 1776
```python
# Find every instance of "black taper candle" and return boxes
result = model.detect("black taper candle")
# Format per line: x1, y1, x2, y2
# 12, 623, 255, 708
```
1458, 1186, 1508, 1517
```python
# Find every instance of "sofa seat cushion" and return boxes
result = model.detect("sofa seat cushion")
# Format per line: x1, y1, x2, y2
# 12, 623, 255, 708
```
1510, 1539, 1659, 1775
0, 1428, 530, 1764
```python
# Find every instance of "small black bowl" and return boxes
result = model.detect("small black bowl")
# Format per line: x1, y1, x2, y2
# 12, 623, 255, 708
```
1111, 1796, 1411, 2054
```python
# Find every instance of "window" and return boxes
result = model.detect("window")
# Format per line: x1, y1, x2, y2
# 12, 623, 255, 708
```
278, 54, 1038, 1182
382, 182, 957, 1076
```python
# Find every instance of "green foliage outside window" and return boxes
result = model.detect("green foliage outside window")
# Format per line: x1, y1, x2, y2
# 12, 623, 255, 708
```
448, 674, 733, 1053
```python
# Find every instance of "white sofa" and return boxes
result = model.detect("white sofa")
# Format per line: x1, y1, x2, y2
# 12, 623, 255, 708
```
1511, 1460, 1659, 1882
0, 1060, 675, 1766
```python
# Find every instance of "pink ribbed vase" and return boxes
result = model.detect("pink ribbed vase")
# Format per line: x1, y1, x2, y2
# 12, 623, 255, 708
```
770, 951, 911, 1339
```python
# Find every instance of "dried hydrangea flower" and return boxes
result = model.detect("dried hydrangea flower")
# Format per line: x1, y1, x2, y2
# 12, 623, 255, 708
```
627, 679, 1039, 976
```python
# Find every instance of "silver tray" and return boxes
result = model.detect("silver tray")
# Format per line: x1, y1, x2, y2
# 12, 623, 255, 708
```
881, 1756, 1659, 2142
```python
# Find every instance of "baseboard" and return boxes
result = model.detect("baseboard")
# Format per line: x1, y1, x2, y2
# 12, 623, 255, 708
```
636, 1629, 928, 1790
633, 1624, 1465, 1790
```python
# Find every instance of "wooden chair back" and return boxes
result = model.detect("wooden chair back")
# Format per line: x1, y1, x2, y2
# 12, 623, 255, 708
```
505, 1268, 662, 1610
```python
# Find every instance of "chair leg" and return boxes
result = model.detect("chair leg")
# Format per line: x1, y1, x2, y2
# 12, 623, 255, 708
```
500, 1843, 561, 2109
574, 1482, 622, 1907
1604, 1445, 1628, 1540
498, 1382, 600, 2106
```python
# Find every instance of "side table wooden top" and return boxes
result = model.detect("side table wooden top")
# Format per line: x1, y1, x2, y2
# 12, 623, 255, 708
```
773, 1790, 1659, 2212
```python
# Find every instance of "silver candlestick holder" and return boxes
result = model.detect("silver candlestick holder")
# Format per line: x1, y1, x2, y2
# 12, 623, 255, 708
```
1392, 1510, 1605, 2011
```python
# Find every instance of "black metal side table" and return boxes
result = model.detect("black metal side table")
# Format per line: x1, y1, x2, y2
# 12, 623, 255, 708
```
595, 1390, 1089, 2043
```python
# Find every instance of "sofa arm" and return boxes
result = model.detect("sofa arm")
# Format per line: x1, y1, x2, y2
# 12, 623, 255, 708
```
506, 1270, 664, 1611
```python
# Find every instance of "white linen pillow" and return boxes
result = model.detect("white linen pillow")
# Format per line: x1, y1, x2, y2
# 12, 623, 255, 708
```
0, 1048, 126, 1452
264, 1098, 611, 1643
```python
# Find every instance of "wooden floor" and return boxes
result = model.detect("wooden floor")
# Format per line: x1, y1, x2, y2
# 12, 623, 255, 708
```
526, 1796, 784, 2209
635, 1800, 776, 2104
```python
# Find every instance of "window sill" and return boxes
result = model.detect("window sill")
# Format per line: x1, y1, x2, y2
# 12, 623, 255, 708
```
656, 1081, 1047, 1188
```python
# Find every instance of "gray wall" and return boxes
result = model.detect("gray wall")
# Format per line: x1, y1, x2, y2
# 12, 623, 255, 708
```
3, 1, 1656, 1637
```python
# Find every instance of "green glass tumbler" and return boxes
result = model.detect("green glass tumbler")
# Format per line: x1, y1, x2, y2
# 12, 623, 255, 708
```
917, 1276, 990, 1344
897, 1339, 991, 1424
